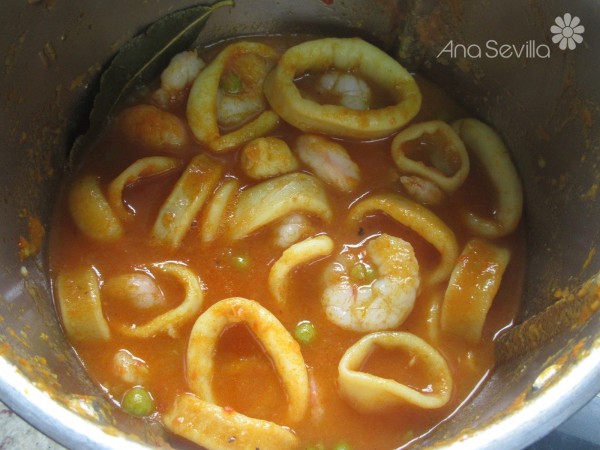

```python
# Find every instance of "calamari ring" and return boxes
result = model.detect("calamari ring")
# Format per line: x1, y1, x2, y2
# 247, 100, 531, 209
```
164, 393, 299, 450
200, 178, 240, 244
108, 156, 180, 221
152, 154, 223, 248
56, 267, 110, 341
347, 193, 458, 285
441, 238, 511, 343
263, 37, 421, 140
423, 287, 444, 345
229, 173, 332, 241
68, 175, 123, 242
391, 120, 470, 193
453, 118, 523, 238
187, 41, 280, 152
116, 263, 204, 338
338, 331, 453, 413
269, 234, 334, 306
187, 297, 309, 423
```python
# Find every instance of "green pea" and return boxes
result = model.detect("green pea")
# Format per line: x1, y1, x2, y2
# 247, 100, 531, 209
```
294, 320, 317, 345
121, 386, 155, 417
350, 262, 377, 283
364, 264, 377, 281
220, 72, 243, 94
333, 441, 352, 450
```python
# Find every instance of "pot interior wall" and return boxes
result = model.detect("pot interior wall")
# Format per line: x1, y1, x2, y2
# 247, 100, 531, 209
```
0, 1, 599, 449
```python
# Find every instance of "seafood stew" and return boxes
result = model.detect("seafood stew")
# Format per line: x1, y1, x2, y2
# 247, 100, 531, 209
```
50, 36, 525, 450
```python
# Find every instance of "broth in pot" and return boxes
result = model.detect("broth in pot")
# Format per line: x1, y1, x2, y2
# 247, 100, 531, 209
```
49, 35, 525, 450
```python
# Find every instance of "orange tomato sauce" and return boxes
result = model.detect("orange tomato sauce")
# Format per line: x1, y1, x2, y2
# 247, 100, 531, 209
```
49, 36, 525, 450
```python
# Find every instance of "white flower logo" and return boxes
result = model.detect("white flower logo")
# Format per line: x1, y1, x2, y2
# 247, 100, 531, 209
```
551, 13, 584, 50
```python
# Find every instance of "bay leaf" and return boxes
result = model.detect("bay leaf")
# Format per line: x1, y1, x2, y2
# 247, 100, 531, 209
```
68, 0, 233, 166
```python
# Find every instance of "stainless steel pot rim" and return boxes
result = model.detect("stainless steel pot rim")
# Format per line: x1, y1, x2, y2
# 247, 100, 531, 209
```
0, 359, 147, 450
440, 341, 600, 449
1, 341, 599, 450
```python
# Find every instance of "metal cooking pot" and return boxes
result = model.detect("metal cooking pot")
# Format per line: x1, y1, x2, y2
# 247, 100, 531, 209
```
1, 0, 599, 448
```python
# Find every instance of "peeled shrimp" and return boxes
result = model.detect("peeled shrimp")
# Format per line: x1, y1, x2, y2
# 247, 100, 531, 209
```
217, 90, 266, 128
399, 175, 445, 206
263, 37, 421, 139
118, 104, 188, 150
116, 263, 205, 339
217, 89, 266, 127
296, 134, 361, 192
241, 136, 298, 180
113, 349, 149, 385
318, 70, 371, 111
152, 50, 205, 107
322, 234, 420, 332
273, 213, 315, 248
216, 50, 274, 127
187, 41, 280, 152
103, 272, 165, 309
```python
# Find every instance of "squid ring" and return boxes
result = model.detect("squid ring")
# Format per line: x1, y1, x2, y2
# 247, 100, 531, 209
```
108, 156, 180, 221
269, 234, 334, 306
56, 267, 110, 342
187, 297, 309, 423
164, 393, 299, 450
338, 331, 453, 413
391, 120, 470, 193
200, 178, 240, 244
229, 173, 332, 241
68, 175, 123, 242
116, 263, 204, 338
423, 287, 444, 345
263, 37, 421, 140
187, 42, 280, 152
347, 193, 458, 285
442, 238, 511, 343
452, 118, 523, 238
152, 154, 223, 248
